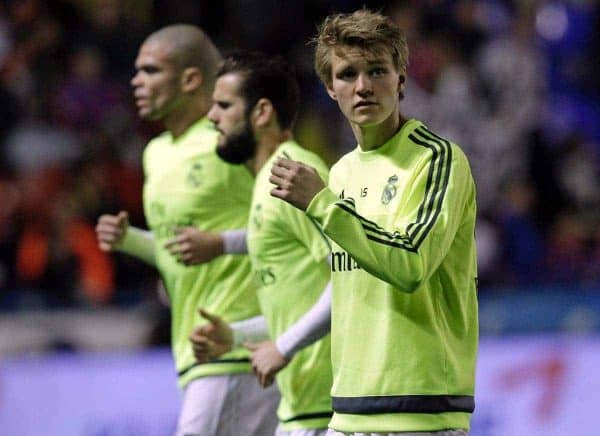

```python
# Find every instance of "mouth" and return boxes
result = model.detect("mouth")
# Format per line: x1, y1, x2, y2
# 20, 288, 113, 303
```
354, 101, 377, 108
134, 98, 148, 108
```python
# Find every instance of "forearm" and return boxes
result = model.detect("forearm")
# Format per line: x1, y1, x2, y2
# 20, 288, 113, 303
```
117, 226, 156, 266
230, 315, 269, 347
307, 189, 425, 291
222, 229, 248, 254
276, 281, 331, 359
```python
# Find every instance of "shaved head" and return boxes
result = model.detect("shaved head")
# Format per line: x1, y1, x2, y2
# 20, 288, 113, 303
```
145, 24, 222, 92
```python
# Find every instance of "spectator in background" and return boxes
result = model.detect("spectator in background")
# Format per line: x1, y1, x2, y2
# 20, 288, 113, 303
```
498, 179, 545, 286
544, 212, 589, 285
15, 172, 114, 306
52, 45, 124, 133
0, 174, 22, 303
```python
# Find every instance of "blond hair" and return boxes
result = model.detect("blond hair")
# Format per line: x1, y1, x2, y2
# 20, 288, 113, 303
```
314, 9, 408, 86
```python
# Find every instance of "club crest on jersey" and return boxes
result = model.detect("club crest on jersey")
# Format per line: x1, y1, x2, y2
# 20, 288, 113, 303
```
252, 203, 263, 230
150, 201, 166, 220
185, 160, 203, 188
381, 175, 398, 205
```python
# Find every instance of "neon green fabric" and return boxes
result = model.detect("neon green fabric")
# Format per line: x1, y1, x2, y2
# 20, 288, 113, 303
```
306, 120, 478, 432
247, 141, 333, 430
143, 117, 259, 388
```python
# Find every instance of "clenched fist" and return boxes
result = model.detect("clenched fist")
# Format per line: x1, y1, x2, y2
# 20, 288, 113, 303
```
96, 211, 129, 252
269, 158, 325, 211
189, 308, 234, 363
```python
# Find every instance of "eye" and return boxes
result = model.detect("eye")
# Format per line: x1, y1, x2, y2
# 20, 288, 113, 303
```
337, 68, 356, 80
217, 101, 231, 109
370, 67, 387, 78
141, 65, 159, 74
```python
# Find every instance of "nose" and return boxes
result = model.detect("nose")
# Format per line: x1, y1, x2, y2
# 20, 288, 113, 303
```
356, 73, 373, 96
131, 71, 141, 88
207, 105, 218, 124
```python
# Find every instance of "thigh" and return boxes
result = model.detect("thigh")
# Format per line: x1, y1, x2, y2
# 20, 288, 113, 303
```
276, 425, 328, 436
388, 431, 469, 436
218, 372, 280, 436
175, 375, 229, 436
326, 431, 468, 436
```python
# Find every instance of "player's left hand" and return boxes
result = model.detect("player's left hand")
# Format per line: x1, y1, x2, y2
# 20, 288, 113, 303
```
189, 308, 233, 363
245, 340, 290, 388
269, 158, 325, 211
164, 227, 224, 265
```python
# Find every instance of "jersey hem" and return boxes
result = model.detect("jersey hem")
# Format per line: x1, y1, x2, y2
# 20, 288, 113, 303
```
329, 411, 472, 433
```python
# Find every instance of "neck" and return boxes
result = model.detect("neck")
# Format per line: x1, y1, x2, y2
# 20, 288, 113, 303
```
352, 108, 406, 152
249, 129, 293, 176
163, 94, 211, 139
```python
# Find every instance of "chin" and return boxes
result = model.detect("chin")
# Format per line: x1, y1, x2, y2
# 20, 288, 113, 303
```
353, 115, 384, 127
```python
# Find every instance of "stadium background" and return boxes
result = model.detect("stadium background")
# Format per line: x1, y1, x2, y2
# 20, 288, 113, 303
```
0, 0, 599, 434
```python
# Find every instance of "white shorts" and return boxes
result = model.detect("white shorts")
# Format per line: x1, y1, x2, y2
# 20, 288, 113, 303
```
326, 430, 468, 436
275, 425, 328, 436
175, 373, 280, 436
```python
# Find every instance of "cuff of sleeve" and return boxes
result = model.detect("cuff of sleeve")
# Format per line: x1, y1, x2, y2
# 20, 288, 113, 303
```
306, 187, 339, 223
232, 327, 245, 349
275, 335, 295, 360
118, 227, 149, 252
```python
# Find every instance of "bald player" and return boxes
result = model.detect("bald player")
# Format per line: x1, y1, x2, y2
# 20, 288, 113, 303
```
95, 25, 278, 436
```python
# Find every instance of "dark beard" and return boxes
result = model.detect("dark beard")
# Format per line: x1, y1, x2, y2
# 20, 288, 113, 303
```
216, 122, 256, 164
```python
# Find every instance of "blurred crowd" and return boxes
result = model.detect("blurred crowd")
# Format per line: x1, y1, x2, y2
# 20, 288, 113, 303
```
0, 0, 599, 311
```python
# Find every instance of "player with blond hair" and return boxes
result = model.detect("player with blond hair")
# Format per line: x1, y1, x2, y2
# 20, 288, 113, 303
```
270, 10, 478, 436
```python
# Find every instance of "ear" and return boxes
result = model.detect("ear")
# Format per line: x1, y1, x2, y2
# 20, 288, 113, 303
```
398, 74, 406, 100
251, 98, 275, 128
181, 67, 203, 93
325, 81, 337, 101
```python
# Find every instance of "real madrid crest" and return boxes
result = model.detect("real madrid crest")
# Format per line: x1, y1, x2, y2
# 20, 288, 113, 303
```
150, 201, 166, 220
185, 160, 203, 188
381, 175, 398, 205
252, 203, 263, 230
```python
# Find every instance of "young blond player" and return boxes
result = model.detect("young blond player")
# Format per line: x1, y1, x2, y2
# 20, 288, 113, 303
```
270, 10, 478, 436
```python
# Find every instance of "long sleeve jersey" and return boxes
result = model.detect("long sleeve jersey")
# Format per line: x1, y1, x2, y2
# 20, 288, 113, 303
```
247, 141, 333, 430
143, 117, 259, 388
306, 119, 478, 433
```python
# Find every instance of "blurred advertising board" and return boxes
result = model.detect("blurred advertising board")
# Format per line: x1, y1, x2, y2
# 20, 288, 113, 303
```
1, 338, 599, 435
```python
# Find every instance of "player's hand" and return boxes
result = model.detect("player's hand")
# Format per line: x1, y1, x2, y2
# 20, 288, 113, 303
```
164, 227, 224, 265
269, 158, 325, 211
189, 308, 233, 363
245, 340, 290, 388
95, 211, 129, 252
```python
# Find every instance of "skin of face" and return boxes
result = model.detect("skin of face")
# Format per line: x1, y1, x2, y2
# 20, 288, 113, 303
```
325, 47, 403, 129
208, 73, 250, 148
130, 39, 185, 121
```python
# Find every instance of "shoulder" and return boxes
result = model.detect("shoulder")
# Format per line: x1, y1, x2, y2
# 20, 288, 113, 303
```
330, 147, 357, 174
405, 123, 472, 176
281, 142, 329, 176
145, 131, 170, 150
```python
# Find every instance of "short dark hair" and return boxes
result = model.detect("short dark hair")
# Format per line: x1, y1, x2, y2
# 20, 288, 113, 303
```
216, 51, 300, 130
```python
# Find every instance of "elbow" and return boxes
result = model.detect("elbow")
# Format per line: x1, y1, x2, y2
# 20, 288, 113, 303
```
397, 277, 422, 293
392, 259, 425, 293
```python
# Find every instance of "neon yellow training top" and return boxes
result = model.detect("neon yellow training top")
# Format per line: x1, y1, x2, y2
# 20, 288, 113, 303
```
247, 141, 333, 430
306, 120, 479, 433
143, 117, 259, 388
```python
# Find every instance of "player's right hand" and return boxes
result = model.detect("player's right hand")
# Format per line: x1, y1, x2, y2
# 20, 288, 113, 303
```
269, 158, 325, 211
245, 340, 290, 388
95, 211, 129, 252
189, 308, 234, 363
